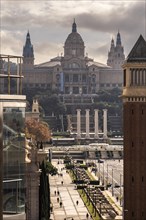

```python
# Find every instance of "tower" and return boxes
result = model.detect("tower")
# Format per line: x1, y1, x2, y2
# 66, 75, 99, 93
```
107, 31, 125, 69
23, 31, 34, 69
122, 35, 146, 220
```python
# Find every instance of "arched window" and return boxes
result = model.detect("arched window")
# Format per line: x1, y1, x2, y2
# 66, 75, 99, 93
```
72, 62, 80, 68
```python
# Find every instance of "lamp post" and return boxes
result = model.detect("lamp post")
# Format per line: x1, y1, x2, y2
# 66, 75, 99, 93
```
120, 173, 123, 206
102, 162, 104, 185
112, 168, 114, 196
107, 164, 108, 187
106, 164, 113, 188
98, 161, 101, 183
94, 192, 97, 217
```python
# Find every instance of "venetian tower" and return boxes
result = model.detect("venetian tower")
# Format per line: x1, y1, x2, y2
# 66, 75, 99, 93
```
122, 35, 146, 220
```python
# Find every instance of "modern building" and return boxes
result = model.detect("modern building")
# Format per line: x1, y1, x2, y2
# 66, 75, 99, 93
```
122, 35, 146, 220
0, 55, 26, 220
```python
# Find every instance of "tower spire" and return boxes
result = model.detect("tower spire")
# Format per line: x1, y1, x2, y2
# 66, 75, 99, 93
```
23, 31, 34, 58
72, 18, 77, 33
116, 30, 121, 46
111, 37, 115, 49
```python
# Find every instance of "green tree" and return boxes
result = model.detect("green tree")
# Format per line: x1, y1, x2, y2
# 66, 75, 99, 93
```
38, 94, 66, 116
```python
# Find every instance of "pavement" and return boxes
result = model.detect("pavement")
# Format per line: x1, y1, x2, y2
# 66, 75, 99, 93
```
50, 160, 90, 220
50, 160, 123, 220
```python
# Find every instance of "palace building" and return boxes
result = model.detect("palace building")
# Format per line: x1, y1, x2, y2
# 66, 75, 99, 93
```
22, 21, 125, 94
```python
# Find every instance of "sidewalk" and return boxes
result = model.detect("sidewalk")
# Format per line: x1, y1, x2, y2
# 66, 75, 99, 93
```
50, 160, 91, 220
50, 160, 123, 220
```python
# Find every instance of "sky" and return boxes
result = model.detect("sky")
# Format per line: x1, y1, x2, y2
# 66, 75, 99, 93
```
1, 0, 146, 65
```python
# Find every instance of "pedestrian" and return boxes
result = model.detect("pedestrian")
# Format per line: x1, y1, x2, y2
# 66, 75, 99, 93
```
116, 196, 119, 202
90, 215, 92, 219
61, 181, 63, 185
57, 190, 59, 195
60, 201, 62, 207
76, 200, 79, 205
86, 213, 89, 219
50, 206, 53, 212
54, 190, 56, 196
57, 197, 59, 203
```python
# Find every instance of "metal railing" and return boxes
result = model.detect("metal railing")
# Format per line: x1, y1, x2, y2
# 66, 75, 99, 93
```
0, 54, 23, 95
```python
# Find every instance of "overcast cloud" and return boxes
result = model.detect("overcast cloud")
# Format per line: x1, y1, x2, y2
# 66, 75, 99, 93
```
1, 0, 146, 64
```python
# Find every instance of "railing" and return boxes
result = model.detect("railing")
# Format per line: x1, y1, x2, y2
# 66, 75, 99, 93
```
0, 55, 23, 95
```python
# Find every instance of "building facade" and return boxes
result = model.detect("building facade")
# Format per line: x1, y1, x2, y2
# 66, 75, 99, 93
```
22, 21, 125, 93
123, 35, 146, 220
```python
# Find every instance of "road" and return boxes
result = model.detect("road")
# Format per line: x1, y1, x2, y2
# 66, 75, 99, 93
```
94, 159, 123, 204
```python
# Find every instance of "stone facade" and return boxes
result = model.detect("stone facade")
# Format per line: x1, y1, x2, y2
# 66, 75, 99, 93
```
22, 21, 125, 93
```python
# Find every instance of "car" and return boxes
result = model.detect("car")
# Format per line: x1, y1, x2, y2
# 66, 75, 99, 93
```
98, 159, 104, 163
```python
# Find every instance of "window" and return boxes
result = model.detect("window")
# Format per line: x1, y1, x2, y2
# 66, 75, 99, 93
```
65, 75, 69, 82
65, 87, 69, 94
73, 74, 79, 82
82, 75, 86, 82
56, 74, 60, 82
73, 87, 79, 94
72, 62, 79, 68
92, 74, 96, 82
3, 107, 26, 213
72, 49, 76, 55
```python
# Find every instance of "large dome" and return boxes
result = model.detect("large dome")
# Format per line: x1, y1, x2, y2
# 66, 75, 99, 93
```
64, 21, 85, 58
65, 32, 84, 46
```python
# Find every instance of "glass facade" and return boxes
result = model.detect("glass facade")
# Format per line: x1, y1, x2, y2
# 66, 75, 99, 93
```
3, 107, 26, 214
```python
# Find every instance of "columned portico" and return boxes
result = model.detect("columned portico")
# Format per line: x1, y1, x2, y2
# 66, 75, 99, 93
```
85, 109, 90, 138
94, 109, 99, 139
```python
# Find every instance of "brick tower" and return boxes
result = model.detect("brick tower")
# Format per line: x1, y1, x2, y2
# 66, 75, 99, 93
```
122, 35, 146, 220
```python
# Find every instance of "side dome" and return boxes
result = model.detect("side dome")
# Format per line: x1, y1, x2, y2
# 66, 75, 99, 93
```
64, 20, 85, 58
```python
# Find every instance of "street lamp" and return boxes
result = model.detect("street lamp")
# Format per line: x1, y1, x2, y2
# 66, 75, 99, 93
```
99, 198, 102, 216
98, 161, 101, 183
120, 173, 123, 206
102, 161, 104, 185
112, 168, 114, 196
106, 164, 113, 188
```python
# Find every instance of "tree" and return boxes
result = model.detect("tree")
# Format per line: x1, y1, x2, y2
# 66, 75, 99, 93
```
45, 161, 58, 176
38, 94, 66, 116
39, 161, 50, 220
25, 119, 51, 144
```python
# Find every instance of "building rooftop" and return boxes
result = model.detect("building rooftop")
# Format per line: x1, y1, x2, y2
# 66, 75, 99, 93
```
127, 35, 146, 62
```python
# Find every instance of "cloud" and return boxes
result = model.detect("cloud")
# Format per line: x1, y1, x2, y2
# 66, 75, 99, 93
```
1, 1, 145, 64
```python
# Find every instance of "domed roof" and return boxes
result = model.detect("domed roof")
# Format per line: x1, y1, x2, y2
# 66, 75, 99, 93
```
65, 20, 84, 46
